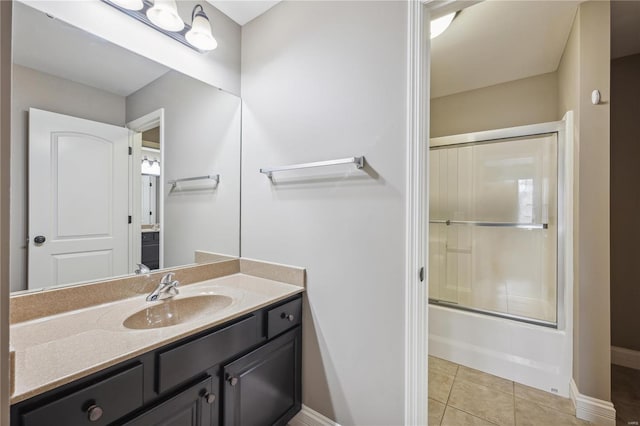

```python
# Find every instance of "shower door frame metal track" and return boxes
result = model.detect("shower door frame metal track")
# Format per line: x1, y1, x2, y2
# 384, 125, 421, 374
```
429, 220, 548, 230
428, 298, 558, 328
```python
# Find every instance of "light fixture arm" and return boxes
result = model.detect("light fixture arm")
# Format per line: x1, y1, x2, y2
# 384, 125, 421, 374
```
101, 0, 216, 53
192, 4, 205, 22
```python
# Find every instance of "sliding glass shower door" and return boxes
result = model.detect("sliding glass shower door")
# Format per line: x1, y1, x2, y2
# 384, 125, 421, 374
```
429, 133, 558, 325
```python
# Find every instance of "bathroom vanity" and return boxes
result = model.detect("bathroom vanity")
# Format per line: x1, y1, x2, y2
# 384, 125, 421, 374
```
9, 260, 304, 426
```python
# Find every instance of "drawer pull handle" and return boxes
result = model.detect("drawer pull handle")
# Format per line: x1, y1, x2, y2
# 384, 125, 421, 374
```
228, 377, 239, 386
87, 404, 104, 422
280, 312, 295, 322
205, 393, 216, 404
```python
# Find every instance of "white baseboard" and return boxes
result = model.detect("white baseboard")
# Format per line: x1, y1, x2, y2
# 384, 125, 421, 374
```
288, 405, 340, 426
570, 379, 616, 426
611, 346, 640, 370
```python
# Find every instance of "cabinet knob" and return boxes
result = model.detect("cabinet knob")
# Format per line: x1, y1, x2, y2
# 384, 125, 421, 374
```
204, 393, 216, 404
281, 312, 295, 322
228, 377, 238, 386
87, 404, 103, 422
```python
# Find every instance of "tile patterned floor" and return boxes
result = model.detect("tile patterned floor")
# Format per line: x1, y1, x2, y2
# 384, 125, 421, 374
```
428, 356, 591, 426
611, 364, 640, 426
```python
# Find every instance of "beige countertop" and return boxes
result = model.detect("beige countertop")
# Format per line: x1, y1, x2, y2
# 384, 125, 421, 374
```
10, 273, 304, 404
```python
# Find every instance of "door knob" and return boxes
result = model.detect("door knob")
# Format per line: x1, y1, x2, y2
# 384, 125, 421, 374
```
33, 235, 46, 244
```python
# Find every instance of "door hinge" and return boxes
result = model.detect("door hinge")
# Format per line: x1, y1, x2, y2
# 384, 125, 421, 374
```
128, 215, 132, 224
419, 266, 425, 282
128, 146, 132, 155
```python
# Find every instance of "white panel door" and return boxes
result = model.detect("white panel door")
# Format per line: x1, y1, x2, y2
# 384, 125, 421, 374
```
28, 108, 131, 290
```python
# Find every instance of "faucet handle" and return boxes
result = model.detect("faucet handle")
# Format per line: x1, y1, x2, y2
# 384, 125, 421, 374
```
135, 263, 150, 275
160, 272, 175, 284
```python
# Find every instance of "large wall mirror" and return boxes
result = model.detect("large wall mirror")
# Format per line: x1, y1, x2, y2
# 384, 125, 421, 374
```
10, 1, 241, 293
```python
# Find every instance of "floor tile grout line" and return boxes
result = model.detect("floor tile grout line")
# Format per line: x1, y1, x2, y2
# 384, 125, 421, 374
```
445, 361, 504, 426
513, 381, 517, 426
445, 403, 503, 426
430, 357, 594, 426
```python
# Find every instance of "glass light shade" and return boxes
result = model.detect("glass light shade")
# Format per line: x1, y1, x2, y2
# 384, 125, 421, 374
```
431, 13, 455, 39
147, 0, 184, 32
186, 12, 217, 51
110, 0, 144, 11
141, 160, 161, 176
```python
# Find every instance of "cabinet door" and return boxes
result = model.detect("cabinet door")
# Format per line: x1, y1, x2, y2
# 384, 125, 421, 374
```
223, 327, 301, 426
124, 376, 216, 426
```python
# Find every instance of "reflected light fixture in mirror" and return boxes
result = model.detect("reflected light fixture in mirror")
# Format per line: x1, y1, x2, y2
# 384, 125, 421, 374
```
141, 158, 161, 176
431, 12, 456, 39
102, 0, 217, 52
147, 0, 184, 32
186, 5, 218, 51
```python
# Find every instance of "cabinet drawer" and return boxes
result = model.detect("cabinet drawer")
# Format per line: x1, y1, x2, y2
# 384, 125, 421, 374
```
141, 232, 159, 242
20, 363, 143, 426
157, 315, 259, 394
267, 297, 302, 339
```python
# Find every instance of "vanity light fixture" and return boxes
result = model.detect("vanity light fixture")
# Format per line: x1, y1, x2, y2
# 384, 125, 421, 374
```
146, 0, 184, 32
102, 0, 217, 53
110, 0, 144, 11
431, 12, 456, 39
141, 158, 161, 176
186, 5, 218, 51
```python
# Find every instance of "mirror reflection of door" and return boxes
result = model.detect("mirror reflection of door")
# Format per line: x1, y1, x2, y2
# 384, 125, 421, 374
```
141, 175, 159, 225
28, 108, 131, 290
139, 128, 161, 270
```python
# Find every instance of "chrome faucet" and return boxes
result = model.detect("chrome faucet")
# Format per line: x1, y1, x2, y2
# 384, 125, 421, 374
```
146, 272, 179, 302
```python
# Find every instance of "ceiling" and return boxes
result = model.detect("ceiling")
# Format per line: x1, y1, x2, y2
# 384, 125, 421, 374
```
13, 2, 170, 97
207, 1, 281, 26
431, 0, 580, 99
611, 0, 640, 60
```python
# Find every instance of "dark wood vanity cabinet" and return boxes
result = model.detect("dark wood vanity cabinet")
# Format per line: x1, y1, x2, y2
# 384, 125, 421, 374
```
141, 231, 160, 270
123, 376, 215, 426
223, 327, 301, 426
10, 294, 303, 426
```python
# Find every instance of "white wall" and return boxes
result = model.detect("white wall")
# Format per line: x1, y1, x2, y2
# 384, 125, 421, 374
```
10, 64, 126, 292
20, 0, 241, 95
241, 2, 408, 424
127, 71, 241, 266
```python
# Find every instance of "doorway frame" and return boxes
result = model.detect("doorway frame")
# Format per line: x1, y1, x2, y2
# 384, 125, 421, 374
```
127, 109, 165, 270
404, 1, 483, 423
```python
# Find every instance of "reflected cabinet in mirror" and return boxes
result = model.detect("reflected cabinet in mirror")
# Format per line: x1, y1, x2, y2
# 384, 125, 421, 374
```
10, 2, 241, 293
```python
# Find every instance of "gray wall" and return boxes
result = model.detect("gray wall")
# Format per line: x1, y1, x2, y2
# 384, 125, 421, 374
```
241, 2, 408, 424
1, 2, 12, 423
557, 0, 611, 402
430, 72, 559, 138
610, 53, 640, 352
126, 71, 241, 267
10, 64, 126, 292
